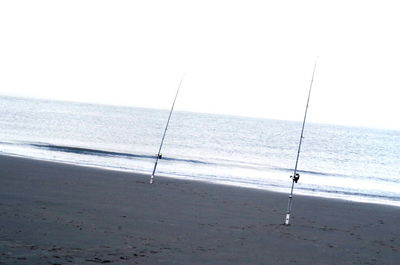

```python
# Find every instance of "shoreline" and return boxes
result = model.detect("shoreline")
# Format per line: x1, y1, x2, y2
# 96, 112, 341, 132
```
2, 151, 399, 208
1, 154, 399, 264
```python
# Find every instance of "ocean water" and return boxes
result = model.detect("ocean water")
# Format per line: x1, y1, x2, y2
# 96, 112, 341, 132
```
1, 96, 399, 206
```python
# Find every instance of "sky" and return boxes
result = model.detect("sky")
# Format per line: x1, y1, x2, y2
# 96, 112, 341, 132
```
1, 0, 399, 130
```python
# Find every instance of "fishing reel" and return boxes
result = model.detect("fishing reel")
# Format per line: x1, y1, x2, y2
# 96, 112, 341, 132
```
290, 173, 300, 183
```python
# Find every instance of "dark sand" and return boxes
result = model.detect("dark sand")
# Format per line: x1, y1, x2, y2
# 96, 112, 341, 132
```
0, 155, 399, 265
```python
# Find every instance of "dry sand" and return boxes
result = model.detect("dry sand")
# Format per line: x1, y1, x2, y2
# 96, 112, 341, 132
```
0, 154, 399, 264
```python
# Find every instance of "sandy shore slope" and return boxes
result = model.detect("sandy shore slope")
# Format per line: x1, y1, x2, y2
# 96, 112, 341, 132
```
0, 154, 399, 264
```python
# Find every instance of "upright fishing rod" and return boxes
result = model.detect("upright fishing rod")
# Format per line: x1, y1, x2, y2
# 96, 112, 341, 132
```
284, 59, 318, 225
150, 74, 185, 184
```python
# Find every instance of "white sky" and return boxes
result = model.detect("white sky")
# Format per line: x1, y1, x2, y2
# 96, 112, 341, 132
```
1, 0, 399, 130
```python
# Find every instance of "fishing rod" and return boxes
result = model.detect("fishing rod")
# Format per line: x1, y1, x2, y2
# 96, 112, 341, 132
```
150, 74, 185, 184
284, 59, 318, 225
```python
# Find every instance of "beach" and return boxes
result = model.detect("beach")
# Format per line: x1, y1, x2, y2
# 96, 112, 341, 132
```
0, 154, 399, 264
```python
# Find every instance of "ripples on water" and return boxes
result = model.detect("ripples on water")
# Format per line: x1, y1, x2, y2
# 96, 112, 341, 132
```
1, 96, 399, 206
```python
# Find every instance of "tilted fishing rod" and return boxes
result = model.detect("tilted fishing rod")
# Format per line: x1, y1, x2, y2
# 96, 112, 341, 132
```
284, 59, 318, 225
150, 74, 185, 184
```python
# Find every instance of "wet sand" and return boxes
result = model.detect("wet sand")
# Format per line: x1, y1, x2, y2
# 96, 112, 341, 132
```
0, 154, 399, 264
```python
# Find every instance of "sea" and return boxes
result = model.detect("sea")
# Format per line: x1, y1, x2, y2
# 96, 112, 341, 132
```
1, 96, 399, 207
